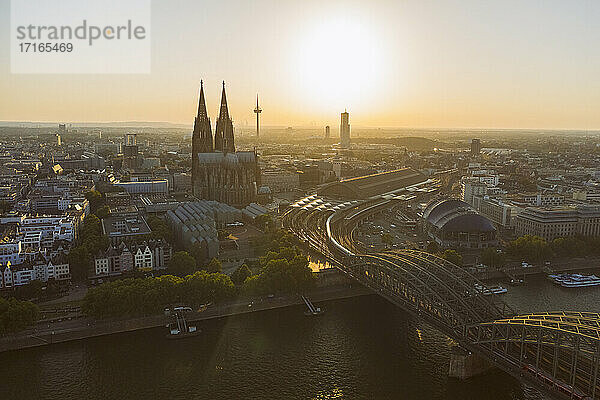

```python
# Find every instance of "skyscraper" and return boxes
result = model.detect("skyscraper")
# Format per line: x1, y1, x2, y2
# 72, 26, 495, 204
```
471, 138, 481, 155
340, 110, 350, 148
122, 133, 138, 170
254, 94, 262, 138
325, 125, 330, 139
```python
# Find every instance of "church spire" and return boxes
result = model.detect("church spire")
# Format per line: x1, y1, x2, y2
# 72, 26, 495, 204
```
215, 80, 235, 153
197, 80, 208, 118
192, 80, 213, 154
218, 80, 229, 120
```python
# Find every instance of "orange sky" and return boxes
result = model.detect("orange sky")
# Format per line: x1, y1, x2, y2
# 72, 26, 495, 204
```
1, 0, 599, 130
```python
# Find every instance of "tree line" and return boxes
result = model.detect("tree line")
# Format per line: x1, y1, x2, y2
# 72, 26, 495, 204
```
0, 297, 39, 335
506, 234, 600, 263
82, 272, 235, 318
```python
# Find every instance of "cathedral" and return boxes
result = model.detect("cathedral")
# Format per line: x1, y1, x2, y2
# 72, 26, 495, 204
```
191, 81, 260, 207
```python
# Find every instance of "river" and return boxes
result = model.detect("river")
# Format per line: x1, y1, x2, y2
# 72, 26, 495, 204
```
0, 274, 598, 400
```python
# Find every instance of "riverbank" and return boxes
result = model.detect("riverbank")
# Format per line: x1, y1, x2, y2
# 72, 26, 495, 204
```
0, 283, 372, 353
476, 256, 600, 281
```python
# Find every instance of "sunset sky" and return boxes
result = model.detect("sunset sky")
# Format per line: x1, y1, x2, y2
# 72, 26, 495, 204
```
1, 0, 599, 129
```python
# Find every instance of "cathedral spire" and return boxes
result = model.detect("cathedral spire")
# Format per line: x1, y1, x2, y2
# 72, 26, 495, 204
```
218, 80, 229, 120
215, 80, 235, 153
192, 80, 213, 154
197, 80, 208, 118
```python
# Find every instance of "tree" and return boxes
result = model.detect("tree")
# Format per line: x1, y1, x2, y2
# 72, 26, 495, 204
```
480, 247, 506, 269
440, 249, 463, 266
206, 257, 222, 273
81, 214, 102, 238
507, 235, 552, 262
0, 297, 39, 334
15, 280, 44, 300
0, 200, 12, 214
242, 247, 314, 295
189, 242, 206, 265
550, 237, 587, 258
381, 233, 393, 249
426, 241, 440, 254
95, 205, 110, 219
255, 214, 275, 232
146, 215, 174, 243
68, 245, 91, 282
168, 251, 197, 277
231, 264, 252, 286
85, 190, 103, 212
81, 273, 236, 318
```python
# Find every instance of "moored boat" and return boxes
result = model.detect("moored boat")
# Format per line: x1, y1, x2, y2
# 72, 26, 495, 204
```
474, 283, 508, 295
548, 273, 600, 288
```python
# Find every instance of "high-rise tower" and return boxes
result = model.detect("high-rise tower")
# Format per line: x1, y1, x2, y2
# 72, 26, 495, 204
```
340, 110, 350, 148
253, 94, 262, 138
215, 81, 235, 153
122, 133, 138, 170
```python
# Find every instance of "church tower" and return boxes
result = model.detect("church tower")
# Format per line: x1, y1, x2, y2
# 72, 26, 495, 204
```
214, 81, 235, 153
192, 80, 213, 154
192, 81, 212, 196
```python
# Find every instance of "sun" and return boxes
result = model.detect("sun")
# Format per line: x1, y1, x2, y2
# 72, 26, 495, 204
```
290, 17, 387, 113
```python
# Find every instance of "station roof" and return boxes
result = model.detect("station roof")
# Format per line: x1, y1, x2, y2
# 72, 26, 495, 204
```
317, 168, 428, 200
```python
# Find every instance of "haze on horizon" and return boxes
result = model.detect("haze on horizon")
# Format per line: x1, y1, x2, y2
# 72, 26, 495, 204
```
0, 0, 599, 130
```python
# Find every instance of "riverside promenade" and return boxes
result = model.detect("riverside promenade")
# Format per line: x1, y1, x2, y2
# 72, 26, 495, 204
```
0, 284, 372, 353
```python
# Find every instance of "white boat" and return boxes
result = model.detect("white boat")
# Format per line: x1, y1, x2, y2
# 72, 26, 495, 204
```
548, 273, 600, 288
474, 283, 508, 295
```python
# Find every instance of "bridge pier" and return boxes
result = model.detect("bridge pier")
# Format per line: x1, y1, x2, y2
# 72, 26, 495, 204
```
448, 346, 494, 379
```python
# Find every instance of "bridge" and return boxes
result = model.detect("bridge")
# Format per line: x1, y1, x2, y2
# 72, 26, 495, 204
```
283, 195, 600, 400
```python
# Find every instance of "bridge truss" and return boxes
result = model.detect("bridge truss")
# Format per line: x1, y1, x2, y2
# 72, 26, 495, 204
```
283, 195, 600, 399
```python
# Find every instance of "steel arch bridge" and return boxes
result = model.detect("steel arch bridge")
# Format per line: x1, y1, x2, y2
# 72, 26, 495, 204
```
283, 196, 600, 399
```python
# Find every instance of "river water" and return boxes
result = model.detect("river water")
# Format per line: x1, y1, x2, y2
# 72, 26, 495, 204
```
0, 274, 598, 400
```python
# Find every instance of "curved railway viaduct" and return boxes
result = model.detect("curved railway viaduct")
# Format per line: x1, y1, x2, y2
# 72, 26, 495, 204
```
283, 194, 600, 400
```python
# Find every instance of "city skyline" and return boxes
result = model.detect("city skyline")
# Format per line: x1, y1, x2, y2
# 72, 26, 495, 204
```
1, 0, 600, 130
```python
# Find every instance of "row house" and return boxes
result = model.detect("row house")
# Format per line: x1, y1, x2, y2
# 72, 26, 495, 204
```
93, 240, 172, 277
0, 251, 71, 289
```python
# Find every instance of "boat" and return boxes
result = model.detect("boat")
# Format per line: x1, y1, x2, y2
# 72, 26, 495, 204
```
165, 306, 201, 339
474, 283, 508, 295
548, 273, 600, 288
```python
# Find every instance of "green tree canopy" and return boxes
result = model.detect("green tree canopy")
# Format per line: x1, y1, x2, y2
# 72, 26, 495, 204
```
231, 264, 252, 286
188, 242, 207, 265
0, 297, 39, 334
426, 241, 440, 254
205, 257, 222, 273
95, 205, 110, 219
82, 273, 235, 318
85, 190, 103, 212
255, 214, 275, 232
15, 280, 44, 300
243, 247, 313, 295
480, 247, 506, 269
440, 249, 463, 266
507, 235, 552, 262
168, 251, 197, 277
68, 245, 91, 281
146, 215, 174, 243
